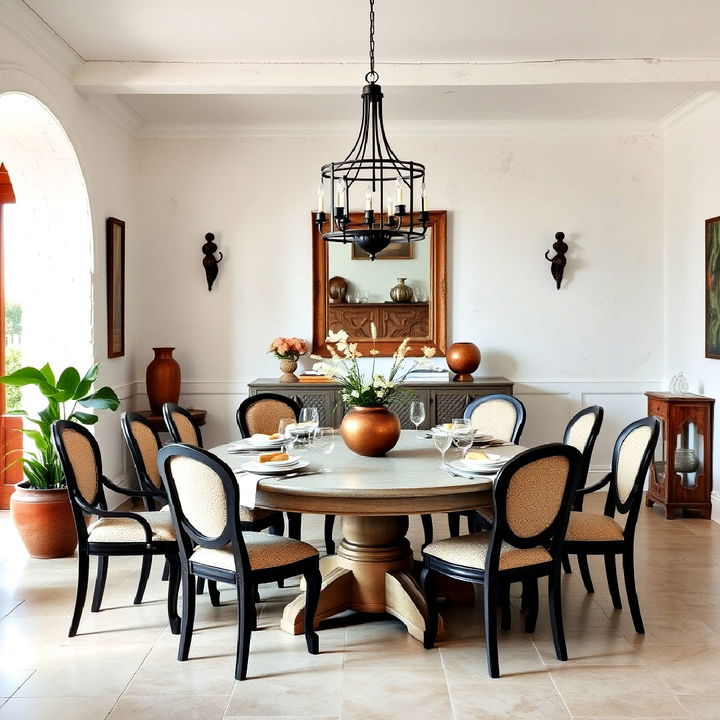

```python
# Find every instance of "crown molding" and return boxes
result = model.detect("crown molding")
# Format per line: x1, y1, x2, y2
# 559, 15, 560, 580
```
137, 119, 662, 139
89, 95, 143, 136
0, 0, 82, 80
660, 90, 720, 131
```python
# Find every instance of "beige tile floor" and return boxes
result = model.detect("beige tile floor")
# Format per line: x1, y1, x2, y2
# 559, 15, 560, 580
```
0, 495, 718, 719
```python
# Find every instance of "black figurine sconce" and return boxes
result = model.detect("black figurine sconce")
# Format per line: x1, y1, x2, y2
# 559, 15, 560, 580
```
202, 232, 223, 291
545, 231, 568, 290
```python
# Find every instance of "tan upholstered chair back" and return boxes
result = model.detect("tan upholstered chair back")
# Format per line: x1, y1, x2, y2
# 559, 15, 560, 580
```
245, 399, 296, 436
504, 455, 571, 538
616, 424, 653, 505
172, 411, 200, 445
168, 455, 228, 538
61, 425, 99, 503
469, 398, 518, 442
129, 420, 162, 487
566, 412, 597, 454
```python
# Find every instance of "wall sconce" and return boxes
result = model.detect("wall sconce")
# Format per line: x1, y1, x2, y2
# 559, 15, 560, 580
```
545, 231, 568, 290
202, 232, 223, 291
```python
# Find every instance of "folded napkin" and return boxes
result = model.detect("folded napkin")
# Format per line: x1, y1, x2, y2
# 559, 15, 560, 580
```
235, 472, 265, 508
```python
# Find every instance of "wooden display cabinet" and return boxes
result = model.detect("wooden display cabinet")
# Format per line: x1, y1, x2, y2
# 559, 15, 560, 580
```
645, 392, 714, 519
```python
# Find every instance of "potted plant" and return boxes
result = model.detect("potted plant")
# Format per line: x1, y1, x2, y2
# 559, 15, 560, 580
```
312, 324, 435, 456
0, 363, 120, 558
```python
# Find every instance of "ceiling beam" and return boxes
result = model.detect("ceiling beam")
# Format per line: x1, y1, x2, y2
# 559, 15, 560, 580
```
73, 58, 720, 95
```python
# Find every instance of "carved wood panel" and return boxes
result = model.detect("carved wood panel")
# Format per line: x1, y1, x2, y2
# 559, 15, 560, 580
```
327, 306, 379, 338
381, 305, 429, 338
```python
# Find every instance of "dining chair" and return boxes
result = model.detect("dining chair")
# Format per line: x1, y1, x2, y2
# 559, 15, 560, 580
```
421, 443, 582, 678
158, 442, 322, 681
51, 420, 181, 638
563, 416, 659, 633
163, 402, 286, 596
559, 405, 604, 574
236, 393, 337, 555
421, 394, 527, 548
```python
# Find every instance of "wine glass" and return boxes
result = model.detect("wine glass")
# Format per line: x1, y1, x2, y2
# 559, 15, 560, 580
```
432, 428, 452, 469
452, 423, 475, 460
278, 418, 295, 452
299, 407, 319, 430
313, 427, 336, 472
409, 401, 426, 438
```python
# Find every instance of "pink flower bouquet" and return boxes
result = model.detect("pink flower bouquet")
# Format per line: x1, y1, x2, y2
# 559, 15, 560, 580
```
268, 336, 308, 361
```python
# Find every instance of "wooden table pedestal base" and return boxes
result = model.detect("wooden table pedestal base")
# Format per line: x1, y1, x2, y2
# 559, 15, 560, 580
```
280, 515, 446, 643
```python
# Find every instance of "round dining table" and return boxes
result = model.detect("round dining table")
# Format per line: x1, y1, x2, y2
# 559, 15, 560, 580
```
212, 431, 523, 643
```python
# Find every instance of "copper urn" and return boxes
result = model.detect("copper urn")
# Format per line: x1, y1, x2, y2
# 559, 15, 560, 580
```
446, 342, 481, 382
340, 406, 401, 456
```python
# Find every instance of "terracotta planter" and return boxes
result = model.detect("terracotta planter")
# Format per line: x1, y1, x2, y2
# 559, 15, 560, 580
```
146, 347, 181, 414
279, 358, 299, 383
446, 342, 481, 382
341, 406, 401, 457
10, 482, 77, 558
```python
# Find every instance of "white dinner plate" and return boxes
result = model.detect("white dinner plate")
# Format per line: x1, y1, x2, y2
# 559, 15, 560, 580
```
240, 459, 309, 475
450, 455, 509, 474
429, 426, 493, 442
250, 454, 300, 468
246, 435, 287, 447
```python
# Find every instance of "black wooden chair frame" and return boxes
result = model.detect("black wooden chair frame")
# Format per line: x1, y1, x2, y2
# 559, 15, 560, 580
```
158, 443, 321, 680
52, 420, 181, 638
236, 393, 337, 555
563, 416, 659, 634
422, 394, 527, 548
421, 442, 582, 678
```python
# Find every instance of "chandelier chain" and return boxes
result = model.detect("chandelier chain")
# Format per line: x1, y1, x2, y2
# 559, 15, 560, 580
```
366, 0, 379, 83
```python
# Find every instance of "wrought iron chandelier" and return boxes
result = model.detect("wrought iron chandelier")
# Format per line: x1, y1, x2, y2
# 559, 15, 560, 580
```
315, 0, 428, 260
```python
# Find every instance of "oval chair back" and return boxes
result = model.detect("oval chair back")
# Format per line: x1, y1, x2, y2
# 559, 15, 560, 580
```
236, 393, 300, 438
163, 403, 203, 447
563, 405, 604, 508
463, 394, 526, 443
604, 417, 660, 541
488, 443, 582, 572
121, 411, 164, 509
157, 443, 251, 576
52, 420, 106, 544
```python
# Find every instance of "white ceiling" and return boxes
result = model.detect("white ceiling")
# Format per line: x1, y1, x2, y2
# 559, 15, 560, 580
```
23, 0, 720, 63
16, 0, 720, 131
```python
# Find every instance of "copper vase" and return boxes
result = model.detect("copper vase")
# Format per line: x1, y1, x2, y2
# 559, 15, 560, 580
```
446, 342, 481, 382
146, 347, 181, 415
10, 483, 77, 558
340, 406, 401, 456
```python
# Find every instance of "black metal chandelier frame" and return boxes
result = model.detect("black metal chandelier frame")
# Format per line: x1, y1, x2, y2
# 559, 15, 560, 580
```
315, 0, 428, 260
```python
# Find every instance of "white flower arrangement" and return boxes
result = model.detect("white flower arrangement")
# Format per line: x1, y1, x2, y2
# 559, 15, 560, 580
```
311, 325, 437, 408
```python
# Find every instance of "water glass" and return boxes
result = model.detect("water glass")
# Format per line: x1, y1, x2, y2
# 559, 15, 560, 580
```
452, 423, 475, 459
313, 427, 336, 472
409, 401, 426, 438
299, 407, 319, 430
432, 428, 452, 469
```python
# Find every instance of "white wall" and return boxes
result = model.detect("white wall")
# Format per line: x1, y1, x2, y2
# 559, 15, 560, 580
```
137, 132, 664, 476
0, 17, 140, 494
664, 94, 720, 517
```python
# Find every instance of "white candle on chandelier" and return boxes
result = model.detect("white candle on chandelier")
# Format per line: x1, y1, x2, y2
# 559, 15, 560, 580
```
317, 183, 325, 213
335, 183, 345, 209
421, 181, 427, 211
365, 186, 373, 211
395, 177, 404, 205
387, 197, 394, 217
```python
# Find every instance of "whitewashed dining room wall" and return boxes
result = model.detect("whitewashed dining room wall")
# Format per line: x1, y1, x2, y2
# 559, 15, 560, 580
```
664, 93, 720, 520
134, 131, 664, 482
0, 12, 141, 500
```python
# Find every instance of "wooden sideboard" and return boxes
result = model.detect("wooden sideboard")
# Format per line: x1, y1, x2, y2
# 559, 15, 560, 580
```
248, 377, 513, 430
327, 302, 429, 339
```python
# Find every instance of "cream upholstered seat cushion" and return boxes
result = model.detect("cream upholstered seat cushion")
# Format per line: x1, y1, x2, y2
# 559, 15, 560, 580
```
424, 532, 551, 571
191, 532, 318, 572
469, 399, 518, 442
88, 511, 175, 543
565, 511, 624, 542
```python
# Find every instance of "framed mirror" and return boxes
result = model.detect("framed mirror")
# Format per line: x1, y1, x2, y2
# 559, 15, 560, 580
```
312, 210, 447, 357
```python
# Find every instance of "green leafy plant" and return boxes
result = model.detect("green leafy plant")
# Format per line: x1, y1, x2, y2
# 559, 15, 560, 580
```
0, 363, 120, 489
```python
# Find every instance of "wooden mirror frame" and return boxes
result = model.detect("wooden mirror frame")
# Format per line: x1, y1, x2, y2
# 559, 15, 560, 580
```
312, 210, 447, 357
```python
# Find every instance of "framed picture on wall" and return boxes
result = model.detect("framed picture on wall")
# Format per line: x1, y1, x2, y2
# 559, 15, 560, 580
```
106, 217, 125, 358
352, 241, 413, 260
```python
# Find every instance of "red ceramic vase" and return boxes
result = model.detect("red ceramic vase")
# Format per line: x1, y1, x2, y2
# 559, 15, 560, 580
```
146, 347, 181, 415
